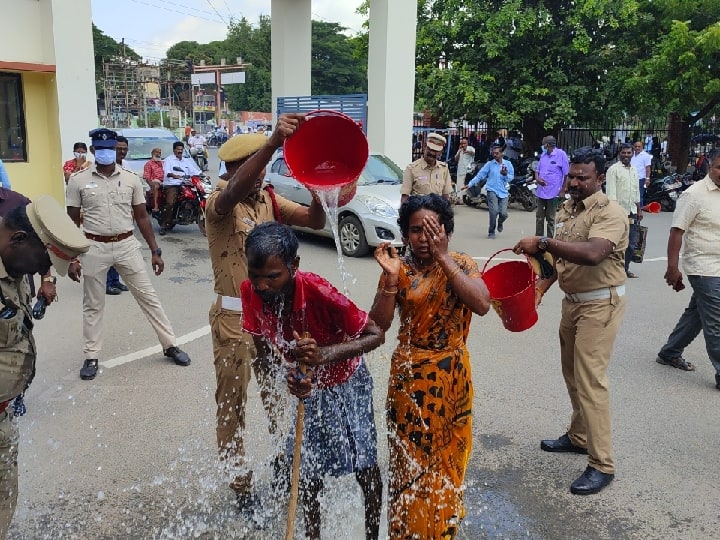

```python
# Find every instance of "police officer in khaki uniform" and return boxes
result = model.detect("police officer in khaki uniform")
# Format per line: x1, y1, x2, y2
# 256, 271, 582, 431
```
205, 115, 325, 508
514, 147, 628, 496
0, 196, 89, 537
66, 128, 190, 381
401, 133, 452, 205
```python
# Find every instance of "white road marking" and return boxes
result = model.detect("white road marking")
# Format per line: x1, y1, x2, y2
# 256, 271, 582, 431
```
100, 325, 211, 369
473, 256, 668, 262
102, 254, 670, 369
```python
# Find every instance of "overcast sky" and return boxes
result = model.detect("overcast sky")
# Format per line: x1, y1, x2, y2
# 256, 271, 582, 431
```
91, 0, 365, 62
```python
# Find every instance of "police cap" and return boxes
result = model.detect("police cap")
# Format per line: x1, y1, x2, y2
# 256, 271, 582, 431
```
89, 128, 118, 149
217, 134, 268, 163
26, 196, 90, 276
427, 133, 447, 152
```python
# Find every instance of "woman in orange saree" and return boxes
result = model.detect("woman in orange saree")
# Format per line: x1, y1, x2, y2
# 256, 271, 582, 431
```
370, 194, 491, 539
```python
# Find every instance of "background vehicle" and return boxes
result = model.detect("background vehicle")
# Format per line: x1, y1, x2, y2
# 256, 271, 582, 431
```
644, 173, 689, 212
148, 167, 211, 235
266, 153, 404, 257
115, 128, 191, 177
206, 130, 228, 147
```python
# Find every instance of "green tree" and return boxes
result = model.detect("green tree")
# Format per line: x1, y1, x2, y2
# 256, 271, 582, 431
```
312, 21, 367, 95
92, 24, 141, 94
412, 0, 641, 150
624, 1, 720, 170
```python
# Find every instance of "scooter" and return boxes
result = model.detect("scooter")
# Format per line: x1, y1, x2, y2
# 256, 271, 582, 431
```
462, 161, 488, 207
148, 166, 211, 235
190, 146, 208, 172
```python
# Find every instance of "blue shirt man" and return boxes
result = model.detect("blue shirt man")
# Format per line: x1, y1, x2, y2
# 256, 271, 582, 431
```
468, 148, 513, 198
0, 159, 11, 189
467, 145, 514, 238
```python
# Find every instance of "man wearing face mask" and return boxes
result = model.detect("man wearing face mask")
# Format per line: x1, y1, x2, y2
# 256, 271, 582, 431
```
66, 128, 191, 381
143, 148, 164, 214
401, 133, 452, 205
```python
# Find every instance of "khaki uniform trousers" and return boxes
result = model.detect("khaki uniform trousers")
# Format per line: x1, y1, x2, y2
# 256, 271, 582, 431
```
81, 237, 176, 357
0, 410, 17, 538
559, 293, 626, 475
208, 301, 280, 494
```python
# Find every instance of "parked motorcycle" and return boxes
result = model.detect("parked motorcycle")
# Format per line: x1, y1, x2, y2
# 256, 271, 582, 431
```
508, 174, 538, 211
148, 167, 211, 235
644, 173, 687, 212
461, 160, 487, 207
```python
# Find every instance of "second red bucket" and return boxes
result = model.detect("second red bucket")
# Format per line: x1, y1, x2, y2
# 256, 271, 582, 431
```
482, 249, 538, 332
283, 110, 369, 206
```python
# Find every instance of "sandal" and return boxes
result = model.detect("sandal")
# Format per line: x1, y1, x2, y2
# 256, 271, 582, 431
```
656, 356, 695, 371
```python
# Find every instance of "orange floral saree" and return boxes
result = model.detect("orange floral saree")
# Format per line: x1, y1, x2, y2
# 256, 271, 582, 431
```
381, 252, 480, 539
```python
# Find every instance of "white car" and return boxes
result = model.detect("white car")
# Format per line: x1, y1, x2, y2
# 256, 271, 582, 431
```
266, 153, 404, 257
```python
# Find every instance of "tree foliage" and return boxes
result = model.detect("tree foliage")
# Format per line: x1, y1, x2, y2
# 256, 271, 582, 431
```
164, 18, 366, 113
92, 24, 141, 94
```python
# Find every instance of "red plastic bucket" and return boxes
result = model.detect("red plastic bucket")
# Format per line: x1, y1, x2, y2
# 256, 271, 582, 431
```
283, 110, 369, 206
482, 249, 538, 332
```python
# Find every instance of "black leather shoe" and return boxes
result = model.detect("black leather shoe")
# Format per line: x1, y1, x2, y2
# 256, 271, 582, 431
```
540, 433, 588, 454
159, 228, 167, 236
80, 359, 99, 380
570, 466, 614, 495
106, 286, 121, 295
115, 283, 129, 292
164, 346, 191, 366
715, 373, 720, 390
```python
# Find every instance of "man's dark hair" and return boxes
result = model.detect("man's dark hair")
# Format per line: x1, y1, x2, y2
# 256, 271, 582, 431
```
3, 205, 42, 244
707, 149, 720, 163
490, 144, 503, 152
246, 222, 299, 270
116, 136, 129, 145
619, 143, 633, 151
571, 146, 606, 173
398, 194, 454, 238
172, 141, 184, 150
73, 142, 87, 151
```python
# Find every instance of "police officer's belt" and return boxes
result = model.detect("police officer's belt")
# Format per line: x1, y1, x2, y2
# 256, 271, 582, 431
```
565, 285, 625, 303
85, 231, 134, 243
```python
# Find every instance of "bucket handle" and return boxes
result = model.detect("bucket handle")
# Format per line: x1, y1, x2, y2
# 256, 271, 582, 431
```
305, 109, 359, 125
481, 248, 535, 277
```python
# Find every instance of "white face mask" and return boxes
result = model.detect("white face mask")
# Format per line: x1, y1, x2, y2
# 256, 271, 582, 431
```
94, 149, 116, 165
74, 152, 86, 159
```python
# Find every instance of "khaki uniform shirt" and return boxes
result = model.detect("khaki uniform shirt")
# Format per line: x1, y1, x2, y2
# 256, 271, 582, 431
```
66, 164, 145, 235
555, 190, 629, 293
0, 259, 35, 403
672, 175, 720, 277
604, 162, 640, 216
205, 182, 302, 297
401, 158, 452, 197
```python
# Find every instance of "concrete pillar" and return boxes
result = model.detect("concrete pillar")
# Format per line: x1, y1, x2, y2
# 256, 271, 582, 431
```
367, 0, 417, 169
52, 0, 98, 159
271, 0, 312, 121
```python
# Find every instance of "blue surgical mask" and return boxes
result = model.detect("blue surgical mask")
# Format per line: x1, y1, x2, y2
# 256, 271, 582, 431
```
94, 149, 116, 165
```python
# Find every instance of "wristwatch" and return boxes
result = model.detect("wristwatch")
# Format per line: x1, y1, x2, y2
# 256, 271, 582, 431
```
42, 276, 57, 284
151, 248, 162, 256
538, 236, 550, 253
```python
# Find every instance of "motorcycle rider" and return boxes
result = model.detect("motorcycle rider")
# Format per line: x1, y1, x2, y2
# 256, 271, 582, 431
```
160, 141, 201, 235
187, 129, 208, 169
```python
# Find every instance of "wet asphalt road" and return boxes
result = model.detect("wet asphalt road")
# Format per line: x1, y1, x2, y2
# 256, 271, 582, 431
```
8, 151, 720, 539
